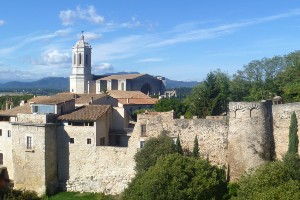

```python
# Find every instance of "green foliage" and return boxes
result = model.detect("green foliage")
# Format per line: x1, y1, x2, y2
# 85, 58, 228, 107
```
234, 161, 300, 200
0, 188, 40, 200
0, 95, 34, 110
192, 135, 200, 158
48, 192, 117, 200
288, 112, 299, 154
123, 154, 228, 200
134, 134, 176, 174
154, 98, 187, 118
175, 135, 183, 155
283, 153, 300, 180
186, 70, 230, 118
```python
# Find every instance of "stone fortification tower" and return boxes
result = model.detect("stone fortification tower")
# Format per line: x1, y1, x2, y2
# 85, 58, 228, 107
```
227, 101, 274, 180
70, 32, 92, 94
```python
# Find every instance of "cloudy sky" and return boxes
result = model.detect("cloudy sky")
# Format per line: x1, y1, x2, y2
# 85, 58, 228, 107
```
1, 0, 300, 83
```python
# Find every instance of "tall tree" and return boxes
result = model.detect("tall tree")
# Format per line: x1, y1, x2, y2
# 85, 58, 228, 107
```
192, 135, 200, 158
186, 70, 230, 118
288, 112, 299, 154
176, 135, 183, 155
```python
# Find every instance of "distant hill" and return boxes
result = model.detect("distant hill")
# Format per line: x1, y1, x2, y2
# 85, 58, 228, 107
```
0, 77, 69, 90
0, 75, 199, 90
165, 78, 199, 89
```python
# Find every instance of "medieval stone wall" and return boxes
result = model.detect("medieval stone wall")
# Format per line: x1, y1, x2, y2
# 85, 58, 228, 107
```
137, 111, 228, 166
227, 101, 273, 180
57, 119, 138, 195
272, 103, 300, 159
0, 121, 13, 180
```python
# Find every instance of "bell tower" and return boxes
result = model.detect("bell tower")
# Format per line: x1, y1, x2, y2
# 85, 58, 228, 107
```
70, 31, 93, 93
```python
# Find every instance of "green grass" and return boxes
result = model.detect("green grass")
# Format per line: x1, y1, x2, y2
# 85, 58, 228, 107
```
47, 192, 117, 200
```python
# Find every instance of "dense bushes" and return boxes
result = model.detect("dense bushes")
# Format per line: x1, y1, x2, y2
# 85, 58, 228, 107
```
123, 154, 228, 200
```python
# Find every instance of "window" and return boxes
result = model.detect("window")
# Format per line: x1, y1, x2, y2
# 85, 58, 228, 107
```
100, 137, 105, 146
7, 130, 11, 137
140, 141, 145, 148
141, 125, 146, 136
73, 54, 76, 64
72, 122, 84, 126
0, 153, 3, 165
0, 129, 2, 136
79, 53, 82, 65
70, 138, 74, 144
33, 106, 38, 113
84, 122, 94, 126
87, 138, 91, 144
26, 136, 32, 149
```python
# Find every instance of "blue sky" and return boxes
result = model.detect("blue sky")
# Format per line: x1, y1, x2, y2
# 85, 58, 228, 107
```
1, 1, 300, 83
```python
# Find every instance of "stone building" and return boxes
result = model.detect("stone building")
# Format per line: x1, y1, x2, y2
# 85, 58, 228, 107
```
70, 33, 166, 95
0, 97, 300, 194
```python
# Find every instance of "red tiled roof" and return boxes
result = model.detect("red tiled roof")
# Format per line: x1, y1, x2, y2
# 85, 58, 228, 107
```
108, 90, 150, 99
58, 105, 110, 121
118, 98, 157, 105
99, 74, 144, 80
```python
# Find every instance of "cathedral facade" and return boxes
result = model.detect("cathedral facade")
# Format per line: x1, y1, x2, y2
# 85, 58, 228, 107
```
70, 33, 166, 95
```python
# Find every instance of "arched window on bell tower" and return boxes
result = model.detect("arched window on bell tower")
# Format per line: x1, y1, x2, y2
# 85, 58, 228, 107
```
79, 53, 82, 65
73, 54, 76, 64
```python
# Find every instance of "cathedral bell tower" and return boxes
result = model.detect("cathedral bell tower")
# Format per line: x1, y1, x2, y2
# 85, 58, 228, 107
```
70, 31, 93, 93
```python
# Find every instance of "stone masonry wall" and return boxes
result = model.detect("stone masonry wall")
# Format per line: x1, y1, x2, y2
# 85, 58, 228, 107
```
227, 101, 273, 180
0, 121, 13, 180
57, 119, 137, 195
272, 103, 300, 159
137, 111, 228, 166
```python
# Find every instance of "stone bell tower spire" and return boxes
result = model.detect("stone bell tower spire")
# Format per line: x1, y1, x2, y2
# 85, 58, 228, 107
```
69, 31, 93, 93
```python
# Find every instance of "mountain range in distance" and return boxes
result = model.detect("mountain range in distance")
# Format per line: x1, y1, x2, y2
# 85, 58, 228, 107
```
0, 73, 200, 90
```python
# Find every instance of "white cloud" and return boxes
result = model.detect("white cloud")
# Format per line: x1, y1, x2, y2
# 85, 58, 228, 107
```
93, 63, 114, 73
32, 49, 70, 66
82, 32, 102, 40
60, 5, 104, 26
0, 20, 4, 26
0, 68, 37, 82
136, 58, 164, 63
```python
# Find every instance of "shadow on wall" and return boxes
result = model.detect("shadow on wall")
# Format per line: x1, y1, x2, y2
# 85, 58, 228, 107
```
0, 167, 10, 189
56, 128, 70, 191
141, 83, 152, 95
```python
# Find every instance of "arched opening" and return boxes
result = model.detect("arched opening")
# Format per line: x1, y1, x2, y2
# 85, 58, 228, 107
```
141, 83, 152, 95
73, 54, 76, 64
79, 53, 82, 65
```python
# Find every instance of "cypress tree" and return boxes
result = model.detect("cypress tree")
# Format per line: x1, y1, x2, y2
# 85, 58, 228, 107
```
288, 112, 299, 154
175, 135, 183, 155
193, 135, 200, 158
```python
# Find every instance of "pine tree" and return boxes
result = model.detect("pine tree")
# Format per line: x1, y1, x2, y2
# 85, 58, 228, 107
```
193, 135, 200, 158
175, 135, 183, 155
288, 112, 299, 154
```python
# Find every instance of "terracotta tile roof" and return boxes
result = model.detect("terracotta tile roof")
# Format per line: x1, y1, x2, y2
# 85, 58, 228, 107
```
0, 103, 32, 116
99, 74, 144, 80
0, 96, 57, 117
74, 94, 107, 104
29, 93, 75, 105
58, 105, 110, 121
118, 98, 158, 105
108, 90, 150, 99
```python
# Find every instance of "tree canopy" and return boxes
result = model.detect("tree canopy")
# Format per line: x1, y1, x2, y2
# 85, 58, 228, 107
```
123, 154, 228, 200
134, 134, 176, 174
